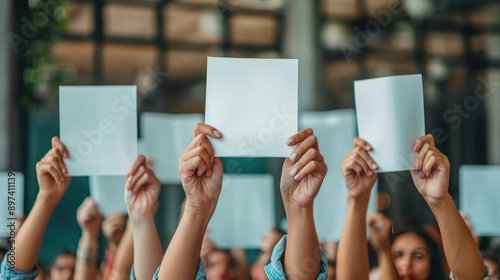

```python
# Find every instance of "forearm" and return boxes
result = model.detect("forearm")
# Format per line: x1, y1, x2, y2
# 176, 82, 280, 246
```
337, 196, 370, 280
74, 233, 100, 280
110, 222, 134, 280
429, 195, 485, 280
132, 215, 163, 280
283, 204, 321, 280
159, 206, 213, 280
376, 249, 399, 280
231, 248, 249, 280
13, 193, 56, 271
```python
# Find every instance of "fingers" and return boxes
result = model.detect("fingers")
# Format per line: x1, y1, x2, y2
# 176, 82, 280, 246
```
180, 136, 215, 177
289, 148, 324, 180
184, 134, 215, 158
193, 123, 222, 139
341, 147, 378, 177
36, 161, 64, 185
52, 136, 70, 158
422, 155, 437, 178
414, 142, 432, 171
354, 146, 378, 171
286, 128, 314, 146
293, 160, 327, 181
353, 137, 373, 151
127, 155, 146, 177
288, 135, 319, 163
413, 134, 434, 152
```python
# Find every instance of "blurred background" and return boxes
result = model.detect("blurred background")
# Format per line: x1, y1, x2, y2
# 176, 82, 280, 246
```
1, 0, 500, 268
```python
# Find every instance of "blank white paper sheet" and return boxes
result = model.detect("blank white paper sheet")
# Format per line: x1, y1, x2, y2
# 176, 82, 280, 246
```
354, 74, 425, 173
208, 174, 275, 249
205, 57, 298, 157
59, 86, 137, 176
0, 172, 24, 238
89, 175, 127, 215
299, 110, 377, 241
141, 112, 203, 184
459, 165, 500, 236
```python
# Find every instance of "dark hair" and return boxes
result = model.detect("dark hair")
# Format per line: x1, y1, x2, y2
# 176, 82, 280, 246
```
391, 228, 445, 280
207, 249, 236, 268
48, 248, 77, 273
482, 250, 500, 280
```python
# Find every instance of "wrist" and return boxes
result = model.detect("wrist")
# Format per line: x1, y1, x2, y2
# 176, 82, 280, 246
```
284, 201, 314, 219
36, 191, 60, 209
81, 231, 99, 244
425, 193, 453, 209
183, 205, 214, 226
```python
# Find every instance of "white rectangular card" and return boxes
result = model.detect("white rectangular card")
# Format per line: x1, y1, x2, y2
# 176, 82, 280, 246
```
59, 86, 138, 176
0, 172, 24, 238
208, 174, 275, 248
354, 74, 425, 173
205, 57, 298, 157
141, 112, 203, 184
89, 176, 127, 215
300, 110, 377, 241
459, 165, 500, 236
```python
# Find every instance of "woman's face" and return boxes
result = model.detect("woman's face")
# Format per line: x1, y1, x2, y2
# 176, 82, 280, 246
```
50, 254, 75, 280
391, 232, 431, 280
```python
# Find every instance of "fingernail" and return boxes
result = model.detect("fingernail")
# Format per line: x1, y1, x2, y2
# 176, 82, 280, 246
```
62, 167, 67, 174
371, 163, 378, 170
294, 174, 300, 180
213, 130, 222, 138
286, 138, 293, 145
366, 145, 372, 150
290, 167, 297, 177
64, 151, 69, 158
367, 170, 373, 176
128, 166, 133, 175
290, 153, 297, 162
413, 144, 418, 152
415, 162, 420, 170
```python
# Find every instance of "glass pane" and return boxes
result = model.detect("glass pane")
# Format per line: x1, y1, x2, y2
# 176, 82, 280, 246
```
104, 4, 156, 39
166, 49, 216, 80
321, 0, 358, 19
164, 5, 222, 44
51, 40, 95, 84
425, 32, 464, 58
230, 15, 277, 46
102, 43, 157, 84
65, 2, 94, 35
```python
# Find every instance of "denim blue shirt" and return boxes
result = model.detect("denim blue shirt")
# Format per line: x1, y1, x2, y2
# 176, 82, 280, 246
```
0, 252, 39, 280
131, 235, 327, 280
264, 235, 328, 280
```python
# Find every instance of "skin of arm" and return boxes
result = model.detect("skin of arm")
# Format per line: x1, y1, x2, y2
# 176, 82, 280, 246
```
411, 134, 485, 280
74, 197, 102, 280
124, 155, 164, 280
14, 137, 71, 272
158, 123, 224, 280
280, 128, 328, 280
109, 219, 134, 280
336, 137, 378, 280
231, 248, 249, 280
367, 213, 399, 280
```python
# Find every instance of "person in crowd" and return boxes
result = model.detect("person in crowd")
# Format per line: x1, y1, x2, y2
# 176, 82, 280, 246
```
138, 124, 329, 280
0, 136, 72, 280
48, 250, 77, 280
337, 135, 488, 280
75, 197, 102, 280
101, 212, 127, 280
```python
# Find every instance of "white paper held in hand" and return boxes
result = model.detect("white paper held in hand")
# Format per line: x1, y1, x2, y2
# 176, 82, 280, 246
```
141, 112, 204, 184
89, 175, 128, 215
354, 74, 425, 173
208, 174, 275, 249
300, 110, 377, 241
459, 165, 500, 236
59, 86, 138, 176
205, 57, 298, 157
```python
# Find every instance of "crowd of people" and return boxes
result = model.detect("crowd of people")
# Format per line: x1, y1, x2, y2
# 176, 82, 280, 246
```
0, 124, 498, 280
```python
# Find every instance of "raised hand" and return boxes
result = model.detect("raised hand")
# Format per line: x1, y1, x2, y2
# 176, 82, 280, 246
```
102, 212, 126, 249
179, 123, 223, 212
410, 134, 450, 206
281, 128, 328, 208
367, 213, 392, 252
125, 155, 161, 220
76, 197, 102, 240
36, 136, 71, 205
341, 137, 378, 199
